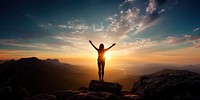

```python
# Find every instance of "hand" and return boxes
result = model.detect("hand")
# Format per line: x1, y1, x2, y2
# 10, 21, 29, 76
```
113, 43, 116, 46
89, 40, 92, 43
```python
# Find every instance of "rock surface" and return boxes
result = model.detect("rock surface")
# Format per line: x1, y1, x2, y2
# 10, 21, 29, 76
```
0, 84, 139, 100
132, 69, 200, 100
89, 80, 123, 95
24, 94, 56, 100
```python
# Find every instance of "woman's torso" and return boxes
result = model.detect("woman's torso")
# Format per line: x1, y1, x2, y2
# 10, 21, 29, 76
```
97, 49, 106, 62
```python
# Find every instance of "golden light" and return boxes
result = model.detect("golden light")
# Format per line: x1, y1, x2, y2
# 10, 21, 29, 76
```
105, 52, 111, 59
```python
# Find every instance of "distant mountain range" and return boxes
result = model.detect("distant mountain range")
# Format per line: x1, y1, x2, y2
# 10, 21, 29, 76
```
124, 63, 200, 75
0, 57, 97, 95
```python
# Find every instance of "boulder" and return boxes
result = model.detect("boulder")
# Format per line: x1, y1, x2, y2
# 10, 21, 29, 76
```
132, 69, 200, 100
89, 80, 122, 95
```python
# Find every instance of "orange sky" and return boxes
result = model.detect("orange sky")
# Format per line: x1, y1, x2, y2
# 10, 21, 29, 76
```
1, 45, 199, 67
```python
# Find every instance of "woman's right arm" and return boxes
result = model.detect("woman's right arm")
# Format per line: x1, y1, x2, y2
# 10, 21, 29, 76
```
89, 40, 98, 50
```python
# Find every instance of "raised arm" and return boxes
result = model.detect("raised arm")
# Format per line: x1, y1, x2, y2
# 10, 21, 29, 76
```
105, 43, 116, 51
89, 40, 98, 50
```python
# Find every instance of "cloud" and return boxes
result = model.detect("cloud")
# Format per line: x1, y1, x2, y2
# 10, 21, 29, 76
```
119, 38, 157, 51
132, 38, 157, 49
135, 0, 168, 34
92, 24, 104, 32
146, 0, 167, 14
165, 34, 200, 47
53, 33, 91, 51
73, 24, 89, 30
158, 9, 165, 14
62, 21, 89, 30
193, 39, 200, 48
58, 25, 68, 28
119, 0, 135, 7
107, 0, 171, 38
107, 7, 140, 37
146, 0, 157, 14
0, 39, 44, 49
58, 23, 89, 30
0, 38, 74, 51
134, 13, 160, 34
38, 23, 54, 28
57, 20, 91, 34
166, 34, 200, 44
193, 27, 199, 32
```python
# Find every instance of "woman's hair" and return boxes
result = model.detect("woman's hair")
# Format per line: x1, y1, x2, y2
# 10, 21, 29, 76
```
99, 43, 104, 50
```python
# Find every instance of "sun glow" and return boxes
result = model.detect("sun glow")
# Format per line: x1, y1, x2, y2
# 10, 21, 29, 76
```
105, 52, 111, 59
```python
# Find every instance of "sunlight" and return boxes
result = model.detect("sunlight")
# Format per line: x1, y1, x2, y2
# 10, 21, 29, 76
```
105, 52, 111, 59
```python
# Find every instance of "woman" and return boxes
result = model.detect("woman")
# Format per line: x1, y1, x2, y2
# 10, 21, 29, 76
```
89, 40, 116, 81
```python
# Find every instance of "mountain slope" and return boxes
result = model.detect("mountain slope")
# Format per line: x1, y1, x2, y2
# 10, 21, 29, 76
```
132, 69, 200, 100
0, 57, 96, 94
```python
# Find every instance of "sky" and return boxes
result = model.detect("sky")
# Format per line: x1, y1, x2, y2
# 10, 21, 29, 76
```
0, 0, 200, 66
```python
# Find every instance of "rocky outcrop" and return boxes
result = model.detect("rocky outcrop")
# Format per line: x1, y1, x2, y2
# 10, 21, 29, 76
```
89, 80, 123, 95
0, 83, 139, 100
132, 69, 200, 100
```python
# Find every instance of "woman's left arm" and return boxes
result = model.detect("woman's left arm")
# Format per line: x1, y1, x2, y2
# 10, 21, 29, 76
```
105, 43, 116, 51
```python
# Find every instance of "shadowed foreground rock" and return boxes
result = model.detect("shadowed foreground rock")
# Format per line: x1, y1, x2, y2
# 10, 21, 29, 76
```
132, 69, 200, 100
0, 87, 30, 100
24, 94, 56, 100
89, 80, 123, 95
0, 82, 140, 100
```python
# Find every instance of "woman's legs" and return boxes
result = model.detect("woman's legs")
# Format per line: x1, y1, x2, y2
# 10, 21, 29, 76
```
98, 60, 105, 81
101, 61, 105, 80
98, 61, 101, 80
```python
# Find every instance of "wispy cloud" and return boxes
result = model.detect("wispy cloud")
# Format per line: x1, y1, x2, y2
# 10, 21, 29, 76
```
38, 23, 54, 28
119, 0, 135, 7
0, 39, 40, 48
64, 21, 88, 29
193, 27, 199, 32
165, 34, 200, 47
0, 39, 72, 51
118, 38, 157, 52
57, 20, 91, 34
54, 34, 91, 51
58, 25, 68, 28
158, 9, 165, 14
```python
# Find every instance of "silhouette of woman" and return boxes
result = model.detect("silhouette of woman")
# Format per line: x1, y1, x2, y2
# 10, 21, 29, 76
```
89, 40, 116, 81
